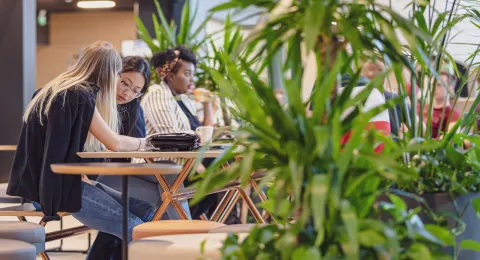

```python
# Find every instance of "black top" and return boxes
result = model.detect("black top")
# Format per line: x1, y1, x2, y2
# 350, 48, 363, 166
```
177, 100, 201, 131
7, 86, 98, 218
118, 100, 146, 138
111, 100, 146, 164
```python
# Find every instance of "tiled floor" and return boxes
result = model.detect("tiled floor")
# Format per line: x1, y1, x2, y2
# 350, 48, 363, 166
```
0, 203, 93, 260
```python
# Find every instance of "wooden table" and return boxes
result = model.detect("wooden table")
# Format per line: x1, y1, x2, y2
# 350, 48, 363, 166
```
77, 150, 267, 224
51, 162, 181, 260
0, 145, 16, 151
129, 233, 248, 259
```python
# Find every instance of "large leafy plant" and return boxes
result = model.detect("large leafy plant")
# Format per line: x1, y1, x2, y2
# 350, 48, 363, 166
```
191, 0, 457, 258
135, 0, 212, 84
388, 1, 480, 196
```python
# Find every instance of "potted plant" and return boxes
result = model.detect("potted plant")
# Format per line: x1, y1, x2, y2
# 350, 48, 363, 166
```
383, 3, 480, 258
136, 0, 242, 126
190, 0, 458, 258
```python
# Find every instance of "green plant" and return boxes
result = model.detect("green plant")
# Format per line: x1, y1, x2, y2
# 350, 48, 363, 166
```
387, 1, 480, 197
135, 0, 249, 126
190, 0, 458, 258
135, 0, 213, 84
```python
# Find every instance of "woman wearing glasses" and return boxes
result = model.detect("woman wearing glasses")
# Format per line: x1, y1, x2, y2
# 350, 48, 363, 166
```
7, 42, 153, 244
87, 56, 158, 259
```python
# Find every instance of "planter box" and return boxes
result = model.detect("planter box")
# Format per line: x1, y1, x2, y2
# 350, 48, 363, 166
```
377, 192, 480, 259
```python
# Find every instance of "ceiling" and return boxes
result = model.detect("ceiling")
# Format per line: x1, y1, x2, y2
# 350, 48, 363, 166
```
37, 0, 135, 12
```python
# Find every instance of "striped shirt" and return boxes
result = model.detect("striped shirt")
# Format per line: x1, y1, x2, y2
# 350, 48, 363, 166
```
143, 82, 194, 136
138, 82, 194, 164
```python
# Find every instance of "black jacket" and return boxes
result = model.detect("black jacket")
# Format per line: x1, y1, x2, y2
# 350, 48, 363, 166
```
7, 86, 98, 218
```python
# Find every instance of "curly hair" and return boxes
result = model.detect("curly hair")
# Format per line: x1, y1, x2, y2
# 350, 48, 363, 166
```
151, 46, 197, 77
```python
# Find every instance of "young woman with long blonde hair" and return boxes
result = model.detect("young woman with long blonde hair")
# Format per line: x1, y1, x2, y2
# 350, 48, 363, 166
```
7, 41, 152, 242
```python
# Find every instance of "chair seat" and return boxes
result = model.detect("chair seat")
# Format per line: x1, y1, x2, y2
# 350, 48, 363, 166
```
0, 239, 36, 260
129, 233, 248, 259
0, 204, 70, 217
0, 221, 45, 253
208, 223, 263, 233
132, 220, 225, 241
0, 183, 21, 203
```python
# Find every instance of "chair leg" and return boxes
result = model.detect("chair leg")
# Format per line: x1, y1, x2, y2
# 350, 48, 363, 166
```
39, 252, 51, 260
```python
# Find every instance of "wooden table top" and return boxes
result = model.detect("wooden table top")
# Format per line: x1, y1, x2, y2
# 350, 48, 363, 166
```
77, 148, 234, 159
0, 145, 16, 151
51, 163, 182, 175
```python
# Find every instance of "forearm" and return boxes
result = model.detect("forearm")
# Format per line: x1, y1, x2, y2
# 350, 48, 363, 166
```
116, 136, 146, 152
202, 102, 216, 126
89, 108, 146, 151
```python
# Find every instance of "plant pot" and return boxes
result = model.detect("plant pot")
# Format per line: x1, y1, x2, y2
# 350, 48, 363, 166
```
433, 192, 480, 259
377, 192, 480, 258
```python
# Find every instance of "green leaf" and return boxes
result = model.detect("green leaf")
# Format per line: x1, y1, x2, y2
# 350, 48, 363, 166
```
424, 224, 455, 246
432, 12, 447, 35
407, 243, 433, 260
358, 229, 386, 247
388, 194, 407, 212
303, 0, 323, 52
472, 198, 480, 219
135, 16, 156, 51
460, 239, 480, 252
311, 175, 328, 245
190, 14, 213, 42
178, 0, 191, 44
153, 0, 176, 45
414, 11, 428, 34
292, 247, 322, 260
340, 200, 359, 257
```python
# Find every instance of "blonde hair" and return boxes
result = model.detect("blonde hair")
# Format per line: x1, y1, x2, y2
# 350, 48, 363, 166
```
24, 41, 122, 152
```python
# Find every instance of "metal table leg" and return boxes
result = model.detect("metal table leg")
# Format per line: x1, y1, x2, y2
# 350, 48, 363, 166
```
122, 176, 129, 260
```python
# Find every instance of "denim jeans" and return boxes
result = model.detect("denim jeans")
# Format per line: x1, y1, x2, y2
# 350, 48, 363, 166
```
34, 181, 157, 242
96, 174, 191, 220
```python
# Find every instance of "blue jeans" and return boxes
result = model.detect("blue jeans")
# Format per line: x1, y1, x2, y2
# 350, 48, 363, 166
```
96, 174, 191, 220
34, 181, 156, 242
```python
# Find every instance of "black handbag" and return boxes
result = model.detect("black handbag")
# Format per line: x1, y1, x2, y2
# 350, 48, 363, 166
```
145, 133, 200, 151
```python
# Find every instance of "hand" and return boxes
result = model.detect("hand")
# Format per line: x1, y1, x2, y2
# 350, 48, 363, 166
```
82, 174, 92, 185
193, 88, 214, 103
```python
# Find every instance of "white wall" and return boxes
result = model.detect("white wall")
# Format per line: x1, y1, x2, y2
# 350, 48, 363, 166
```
190, 0, 480, 100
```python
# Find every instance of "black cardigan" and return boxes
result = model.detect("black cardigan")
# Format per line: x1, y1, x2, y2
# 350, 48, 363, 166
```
7, 86, 98, 219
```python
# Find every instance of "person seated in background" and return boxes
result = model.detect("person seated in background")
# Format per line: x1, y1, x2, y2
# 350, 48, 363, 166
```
8, 41, 151, 248
309, 74, 391, 153
418, 68, 461, 139
360, 61, 425, 139
142, 46, 219, 220
87, 56, 154, 260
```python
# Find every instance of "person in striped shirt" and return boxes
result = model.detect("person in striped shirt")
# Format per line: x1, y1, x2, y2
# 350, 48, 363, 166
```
141, 46, 219, 219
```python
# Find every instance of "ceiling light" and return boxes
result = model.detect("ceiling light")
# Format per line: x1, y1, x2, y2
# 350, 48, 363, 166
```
77, 1, 116, 9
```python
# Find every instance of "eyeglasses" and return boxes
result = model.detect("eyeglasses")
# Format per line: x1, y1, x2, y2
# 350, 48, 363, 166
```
117, 73, 143, 98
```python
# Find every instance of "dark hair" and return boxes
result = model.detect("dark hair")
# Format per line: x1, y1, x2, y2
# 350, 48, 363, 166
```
119, 56, 150, 138
151, 46, 197, 74
121, 56, 151, 94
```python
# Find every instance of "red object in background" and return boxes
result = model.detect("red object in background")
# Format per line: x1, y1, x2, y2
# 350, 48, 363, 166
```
406, 83, 420, 98
340, 121, 391, 154
418, 104, 460, 139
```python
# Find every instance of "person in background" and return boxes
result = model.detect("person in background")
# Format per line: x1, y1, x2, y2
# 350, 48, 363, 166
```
87, 56, 152, 260
141, 46, 217, 219
309, 74, 391, 153
7, 41, 151, 243
361, 61, 425, 139
419, 68, 460, 139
